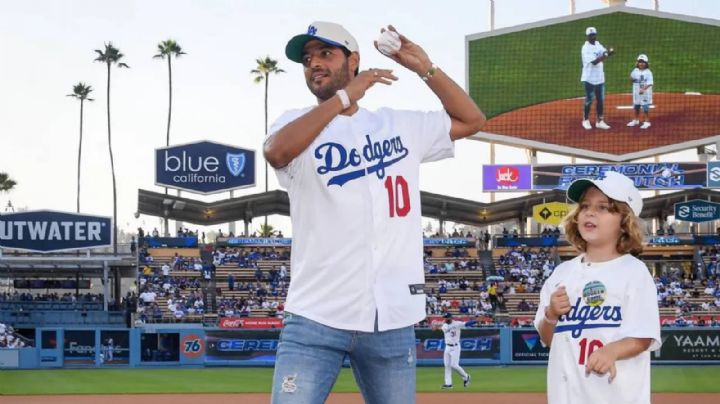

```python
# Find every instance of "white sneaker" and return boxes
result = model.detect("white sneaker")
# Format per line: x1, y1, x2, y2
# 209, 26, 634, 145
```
582, 120, 592, 130
596, 121, 611, 130
627, 119, 640, 127
640, 121, 651, 129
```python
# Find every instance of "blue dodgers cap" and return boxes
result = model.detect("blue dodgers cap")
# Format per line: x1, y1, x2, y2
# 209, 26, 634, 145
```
444, 312, 453, 319
286, 21, 359, 63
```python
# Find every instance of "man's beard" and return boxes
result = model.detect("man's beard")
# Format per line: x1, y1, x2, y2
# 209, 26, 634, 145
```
307, 59, 350, 101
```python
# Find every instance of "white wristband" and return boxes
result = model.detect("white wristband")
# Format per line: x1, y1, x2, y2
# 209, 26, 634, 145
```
336, 89, 350, 110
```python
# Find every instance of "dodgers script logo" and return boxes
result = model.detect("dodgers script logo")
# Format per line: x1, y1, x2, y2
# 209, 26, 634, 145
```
226, 153, 245, 177
554, 281, 622, 338
314, 134, 409, 186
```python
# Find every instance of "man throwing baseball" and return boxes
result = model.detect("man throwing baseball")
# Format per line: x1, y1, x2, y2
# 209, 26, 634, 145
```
265, 21, 485, 404
433, 313, 475, 389
581, 26, 614, 130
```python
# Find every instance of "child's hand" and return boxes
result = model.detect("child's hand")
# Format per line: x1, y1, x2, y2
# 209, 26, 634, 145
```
548, 286, 571, 320
585, 346, 618, 383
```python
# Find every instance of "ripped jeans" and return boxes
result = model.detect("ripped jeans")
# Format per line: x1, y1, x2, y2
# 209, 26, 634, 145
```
271, 313, 417, 404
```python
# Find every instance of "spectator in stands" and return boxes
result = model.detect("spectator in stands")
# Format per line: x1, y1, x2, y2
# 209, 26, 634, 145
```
512, 228, 519, 238
502, 227, 509, 238
152, 228, 159, 237
130, 236, 137, 256
228, 273, 235, 291
517, 298, 531, 312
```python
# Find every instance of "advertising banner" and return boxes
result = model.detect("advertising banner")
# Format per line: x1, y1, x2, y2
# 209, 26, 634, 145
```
415, 328, 501, 361
223, 237, 292, 247
99, 330, 130, 365
707, 161, 720, 188
674, 200, 720, 223
482, 165, 533, 192
532, 202, 570, 225
511, 329, 550, 361
653, 329, 720, 361
63, 330, 96, 365
155, 141, 256, 195
205, 330, 279, 362
533, 163, 706, 191
219, 317, 283, 329
423, 238, 474, 247
0, 210, 111, 252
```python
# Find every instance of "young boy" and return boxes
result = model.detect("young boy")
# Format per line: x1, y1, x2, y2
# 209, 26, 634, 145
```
627, 54, 654, 129
534, 171, 661, 404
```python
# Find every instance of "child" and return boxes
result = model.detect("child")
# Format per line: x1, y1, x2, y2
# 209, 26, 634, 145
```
627, 54, 654, 129
534, 171, 661, 404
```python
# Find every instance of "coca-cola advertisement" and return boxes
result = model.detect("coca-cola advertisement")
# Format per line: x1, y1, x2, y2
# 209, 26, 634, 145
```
219, 317, 283, 329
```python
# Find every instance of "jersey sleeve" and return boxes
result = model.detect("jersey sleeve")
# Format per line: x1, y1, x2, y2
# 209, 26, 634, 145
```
384, 109, 453, 164
645, 70, 654, 86
265, 108, 311, 189
616, 262, 662, 351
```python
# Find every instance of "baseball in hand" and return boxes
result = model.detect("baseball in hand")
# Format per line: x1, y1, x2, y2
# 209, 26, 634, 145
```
377, 30, 401, 56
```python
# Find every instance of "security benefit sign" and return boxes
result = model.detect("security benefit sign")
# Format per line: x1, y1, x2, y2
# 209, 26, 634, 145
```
533, 163, 707, 191
532, 202, 570, 225
482, 164, 532, 192
0, 210, 111, 252
674, 200, 720, 223
707, 161, 720, 188
156, 141, 256, 195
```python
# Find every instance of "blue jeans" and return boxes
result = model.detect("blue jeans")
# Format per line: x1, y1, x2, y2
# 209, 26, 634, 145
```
583, 81, 605, 120
271, 313, 417, 404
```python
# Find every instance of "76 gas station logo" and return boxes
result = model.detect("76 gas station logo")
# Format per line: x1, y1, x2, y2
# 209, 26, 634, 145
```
181, 334, 205, 358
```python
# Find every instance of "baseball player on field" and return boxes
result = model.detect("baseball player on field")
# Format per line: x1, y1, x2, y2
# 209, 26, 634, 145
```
534, 171, 661, 404
265, 20, 486, 404
432, 312, 475, 389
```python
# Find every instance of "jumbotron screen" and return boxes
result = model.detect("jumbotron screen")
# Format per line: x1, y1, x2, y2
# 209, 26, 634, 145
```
467, 8, 720, 161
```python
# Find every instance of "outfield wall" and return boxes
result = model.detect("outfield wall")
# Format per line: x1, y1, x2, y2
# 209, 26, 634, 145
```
2, 326, 719, 369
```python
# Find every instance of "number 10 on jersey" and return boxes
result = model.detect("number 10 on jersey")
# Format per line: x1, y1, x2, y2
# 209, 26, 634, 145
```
384, 176, 411, 217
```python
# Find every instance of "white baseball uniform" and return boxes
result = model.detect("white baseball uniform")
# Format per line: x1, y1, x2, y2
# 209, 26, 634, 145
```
534, 254, 661, 404
269, 107, 453, 332
581, 41, 608, 84
630, 68, 654, 106
441, 320, 470, 386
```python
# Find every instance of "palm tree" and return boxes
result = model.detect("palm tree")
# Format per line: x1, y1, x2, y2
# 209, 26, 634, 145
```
67, 83, 94, 214
154, 40, 186, 236
251, 56, 285, 227
94, 42, 129, 255
0, 173, 17, 193
153, 39, 186, 150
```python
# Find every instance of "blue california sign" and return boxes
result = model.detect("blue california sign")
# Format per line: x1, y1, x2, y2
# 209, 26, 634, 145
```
155, 141, 256, 195
674, 199, 720, 223
0, 210, 112, 252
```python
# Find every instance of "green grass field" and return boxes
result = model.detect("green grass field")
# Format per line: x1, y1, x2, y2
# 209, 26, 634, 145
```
1, 366, 719, 395
468, 11, 720, 118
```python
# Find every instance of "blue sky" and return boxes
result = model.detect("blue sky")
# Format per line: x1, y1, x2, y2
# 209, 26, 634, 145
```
1, 0, 718, 236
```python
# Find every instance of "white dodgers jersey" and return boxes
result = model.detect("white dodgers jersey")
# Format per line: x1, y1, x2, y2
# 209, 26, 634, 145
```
442, 320, 465, 346
534, 254, 661, 404
269, 107, 453, 332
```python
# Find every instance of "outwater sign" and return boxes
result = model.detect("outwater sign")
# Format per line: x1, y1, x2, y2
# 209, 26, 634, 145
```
156, 141, 256, 195
674, 199, 720, 223
0, 211, 112, 252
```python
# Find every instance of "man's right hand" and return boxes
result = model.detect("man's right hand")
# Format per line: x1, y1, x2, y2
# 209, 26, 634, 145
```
344, 68, 397, 105
547, 286, 571, 321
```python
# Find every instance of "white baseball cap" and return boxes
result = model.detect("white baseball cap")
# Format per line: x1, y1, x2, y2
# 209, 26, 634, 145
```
286, 21, 359, 63
637, 54, 649, 62
566, 171, 643, 216
586, 27, 597, 35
